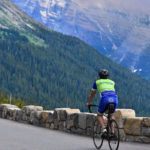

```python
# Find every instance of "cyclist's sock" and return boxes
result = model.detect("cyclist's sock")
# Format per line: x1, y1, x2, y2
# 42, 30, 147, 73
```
101, 128, 106, 133
101, 128, 107, 139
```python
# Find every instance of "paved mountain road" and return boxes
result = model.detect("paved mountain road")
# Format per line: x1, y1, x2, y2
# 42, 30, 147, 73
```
0, 118, 149, 150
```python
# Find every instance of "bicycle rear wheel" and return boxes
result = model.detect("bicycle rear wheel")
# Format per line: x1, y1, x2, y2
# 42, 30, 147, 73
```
108, 119, 120, 150
93, 120, 104, 149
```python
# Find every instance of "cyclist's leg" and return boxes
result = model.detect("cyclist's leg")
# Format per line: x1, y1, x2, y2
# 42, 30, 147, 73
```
97, 114, 105, 129
97, 97, 107, 130
110, 115, 115, 133
109, 96, 118, 133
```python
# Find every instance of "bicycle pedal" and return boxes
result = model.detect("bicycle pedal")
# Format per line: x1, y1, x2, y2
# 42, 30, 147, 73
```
109, 133, 117, 140
101, 132, 107, 139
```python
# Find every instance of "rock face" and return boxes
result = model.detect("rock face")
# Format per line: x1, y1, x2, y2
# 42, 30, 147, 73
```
0, 104, 19, 118
124, 117, 143, 136
143, 118, 150, 127
12, 0, 150, 80
22, 105, 43, 114
0, 104, 150, 143
21, 105, 43, 123
114, 109, 136, 128
29, 111, 43, 125
115, 109, 136, 118
142, 127, 150, 137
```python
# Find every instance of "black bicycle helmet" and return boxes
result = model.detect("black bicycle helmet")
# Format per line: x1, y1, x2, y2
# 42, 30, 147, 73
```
99, 69, 109, 79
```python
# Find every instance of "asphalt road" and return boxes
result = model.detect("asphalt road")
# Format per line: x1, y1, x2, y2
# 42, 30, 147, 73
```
0, 118, 149, 150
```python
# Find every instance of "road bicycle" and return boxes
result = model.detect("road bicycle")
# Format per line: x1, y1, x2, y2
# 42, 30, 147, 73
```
88, 104, 120, 150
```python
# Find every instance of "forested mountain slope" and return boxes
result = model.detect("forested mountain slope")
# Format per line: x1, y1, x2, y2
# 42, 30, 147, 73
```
12, 0, 150, 80
0, 0, 150, 116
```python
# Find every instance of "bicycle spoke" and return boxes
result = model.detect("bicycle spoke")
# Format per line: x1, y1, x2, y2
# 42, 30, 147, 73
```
93, 121, 104, 149
108, 120, 120, 150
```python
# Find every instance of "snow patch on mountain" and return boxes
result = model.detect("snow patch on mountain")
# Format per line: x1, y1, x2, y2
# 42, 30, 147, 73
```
40, 10, 47, 17
132, 68, 142, 73
11, 0, 150, 80
119, 55, 125, 63
112, 44, 118, 50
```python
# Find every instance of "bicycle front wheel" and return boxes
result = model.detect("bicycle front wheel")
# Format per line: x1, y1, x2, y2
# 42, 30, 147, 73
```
108, 119, 120, 150
93, 120, 104, 149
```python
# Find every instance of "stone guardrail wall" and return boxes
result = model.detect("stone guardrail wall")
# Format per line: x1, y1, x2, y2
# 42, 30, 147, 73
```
0, 104, 150, 143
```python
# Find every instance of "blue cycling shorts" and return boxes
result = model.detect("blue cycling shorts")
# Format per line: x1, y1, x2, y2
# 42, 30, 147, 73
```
98, 91, 118, 113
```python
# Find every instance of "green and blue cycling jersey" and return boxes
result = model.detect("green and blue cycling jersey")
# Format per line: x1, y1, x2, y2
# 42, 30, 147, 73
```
92, 79, 118, 113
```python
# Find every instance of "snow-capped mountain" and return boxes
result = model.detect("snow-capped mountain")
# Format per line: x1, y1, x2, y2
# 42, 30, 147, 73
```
11, 0, 150, 80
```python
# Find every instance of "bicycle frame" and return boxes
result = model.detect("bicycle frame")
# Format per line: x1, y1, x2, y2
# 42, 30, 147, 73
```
88, 104, 120, 150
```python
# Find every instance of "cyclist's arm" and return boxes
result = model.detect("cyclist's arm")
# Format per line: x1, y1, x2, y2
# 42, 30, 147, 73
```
86, 82, 97, 107
86, 91, 96, 107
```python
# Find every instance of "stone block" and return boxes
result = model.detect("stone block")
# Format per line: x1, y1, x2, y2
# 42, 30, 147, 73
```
115, 109, 136, 118
124, 117, 143, 136
22, 112, 28, 121
22, 105, 43, 115
32, 118, 40, 126
54, 108, 70, 121
0, 104, 18, 110
67, 120, 74, 129
143, 118, 150, 127
0, 104, 19, 118
119, 129, 126, 141
12, 109, 18, 121
50, 123, 55, 129
54, 120, 59, 129
59, 121, 66, 131
6, 108, 15, 119
15, 110, 23, 121
78, 113, 87, 130
8, 108, 21, 120
65, 109, 80, 115
126, 135, 150, 143
42, 111, 53, 123
114, 109, 135, 128
142, 127, 150, 137
48, 111, 54, 123
54, 108, 80, 121
29, 111, 36, 124
67, 113, 79, 129
34, 111, 43, 120
2, 107, 8, 118
86, 113, 96, 128
86, 127, 93, 136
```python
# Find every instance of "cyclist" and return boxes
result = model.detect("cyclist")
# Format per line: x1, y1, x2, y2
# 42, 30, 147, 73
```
86, 69, 118, 134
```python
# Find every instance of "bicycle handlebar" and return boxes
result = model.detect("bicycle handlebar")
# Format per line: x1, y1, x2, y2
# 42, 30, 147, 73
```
88, 104, 98, 113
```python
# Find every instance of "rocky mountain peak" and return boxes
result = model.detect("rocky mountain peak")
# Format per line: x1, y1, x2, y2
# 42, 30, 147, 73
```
11, 0, 150, 80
